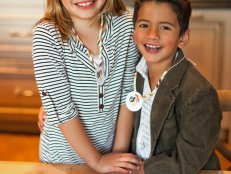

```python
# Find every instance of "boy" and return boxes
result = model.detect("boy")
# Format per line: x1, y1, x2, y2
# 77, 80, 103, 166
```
127, 0, 222, 173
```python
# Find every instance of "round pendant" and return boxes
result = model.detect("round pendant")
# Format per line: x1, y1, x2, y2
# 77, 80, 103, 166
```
95, 66, 105, 86
126, 91, 143, 112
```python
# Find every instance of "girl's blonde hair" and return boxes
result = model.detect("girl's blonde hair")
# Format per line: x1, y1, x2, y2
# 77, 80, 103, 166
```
36, 0, 126, 41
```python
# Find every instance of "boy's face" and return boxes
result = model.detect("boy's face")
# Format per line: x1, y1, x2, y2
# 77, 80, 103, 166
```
133, 2, 189, 64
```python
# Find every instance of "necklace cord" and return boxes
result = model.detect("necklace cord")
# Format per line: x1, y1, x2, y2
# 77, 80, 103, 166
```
134, 57, 185, 100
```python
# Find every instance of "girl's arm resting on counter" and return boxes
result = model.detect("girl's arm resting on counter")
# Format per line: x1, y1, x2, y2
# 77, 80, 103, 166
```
59, 116, 140, 174
59, 117, 101, 168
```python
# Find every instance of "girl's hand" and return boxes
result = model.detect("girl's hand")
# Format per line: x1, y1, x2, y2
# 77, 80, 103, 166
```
93, 153, 141, 174
38, 106, 46, 132
132, 161, 144, 174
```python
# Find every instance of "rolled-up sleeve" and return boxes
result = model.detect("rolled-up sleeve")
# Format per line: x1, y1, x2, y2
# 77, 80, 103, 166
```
120, 33, 139, 105
32, 24, 78, 126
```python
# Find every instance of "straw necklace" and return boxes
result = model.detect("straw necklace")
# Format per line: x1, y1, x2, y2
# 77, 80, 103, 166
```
126, 57, 185, 112
87, 15, 106, 86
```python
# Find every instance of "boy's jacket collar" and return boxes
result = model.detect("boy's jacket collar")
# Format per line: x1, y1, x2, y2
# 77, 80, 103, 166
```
136, 48, 189, 93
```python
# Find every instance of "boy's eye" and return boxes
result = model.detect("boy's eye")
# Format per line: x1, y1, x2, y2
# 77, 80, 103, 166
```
160, 26, 171, 30
138, 23, 148, 28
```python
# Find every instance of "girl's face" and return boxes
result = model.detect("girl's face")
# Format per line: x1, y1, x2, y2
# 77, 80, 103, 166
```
61, 0, 106, 21
133, 2, 189, 64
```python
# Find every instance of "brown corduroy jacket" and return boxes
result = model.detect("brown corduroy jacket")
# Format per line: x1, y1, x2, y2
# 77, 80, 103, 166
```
131, 49, 222, 174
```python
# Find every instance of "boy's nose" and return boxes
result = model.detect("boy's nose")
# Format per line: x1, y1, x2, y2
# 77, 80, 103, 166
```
147, 28, 159, 40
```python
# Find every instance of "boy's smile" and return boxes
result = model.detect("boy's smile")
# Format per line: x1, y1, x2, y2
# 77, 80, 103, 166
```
133, 2, 188, 66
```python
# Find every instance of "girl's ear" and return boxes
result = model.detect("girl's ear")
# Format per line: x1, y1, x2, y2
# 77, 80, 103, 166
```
178, 29, 190, 48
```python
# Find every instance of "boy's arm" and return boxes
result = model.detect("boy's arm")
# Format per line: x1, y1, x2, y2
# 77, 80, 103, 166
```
113, 105, 133, 152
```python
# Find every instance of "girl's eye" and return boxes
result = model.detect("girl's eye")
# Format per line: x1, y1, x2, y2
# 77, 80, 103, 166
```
160, 26, 171, 30
138, 24, 148, 28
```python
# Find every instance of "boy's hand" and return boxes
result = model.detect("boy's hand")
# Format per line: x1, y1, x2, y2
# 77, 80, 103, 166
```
94, 153, 141, 174
38, 106, 46, 132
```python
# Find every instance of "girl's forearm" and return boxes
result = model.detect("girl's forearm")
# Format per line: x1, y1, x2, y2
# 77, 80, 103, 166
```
113, 104, 133, 152
59, 117, 101, 168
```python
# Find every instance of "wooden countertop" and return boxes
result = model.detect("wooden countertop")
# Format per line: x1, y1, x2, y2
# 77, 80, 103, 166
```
0, 161, 230, 174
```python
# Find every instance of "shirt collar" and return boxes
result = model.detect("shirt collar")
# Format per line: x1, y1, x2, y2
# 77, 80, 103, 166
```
136, 51, 179, 79
136, 57, 148, 79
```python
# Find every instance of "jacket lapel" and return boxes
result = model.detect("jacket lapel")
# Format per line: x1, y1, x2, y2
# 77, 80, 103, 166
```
149, 82, 176, 154
149, 49, 190, 154
132, 72, 144, 153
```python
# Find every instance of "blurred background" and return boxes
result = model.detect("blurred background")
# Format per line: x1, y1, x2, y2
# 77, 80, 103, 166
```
0, 0, 230, 170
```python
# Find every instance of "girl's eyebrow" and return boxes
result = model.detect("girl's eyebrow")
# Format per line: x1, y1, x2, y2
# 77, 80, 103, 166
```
136, 19, 176, 27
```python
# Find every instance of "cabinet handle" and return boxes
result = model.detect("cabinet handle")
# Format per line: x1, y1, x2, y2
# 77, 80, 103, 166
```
13, 87, 21, 96
22, 90, 34, 97
10, 31, 32, 38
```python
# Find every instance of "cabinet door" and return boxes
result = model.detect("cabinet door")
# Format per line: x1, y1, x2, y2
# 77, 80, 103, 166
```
183, 20, 223, 89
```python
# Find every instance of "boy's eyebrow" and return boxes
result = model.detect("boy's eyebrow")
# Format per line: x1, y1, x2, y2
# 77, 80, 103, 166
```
136, 19, 149, 23
136, 19, 176, 27
159, 22, 176, 27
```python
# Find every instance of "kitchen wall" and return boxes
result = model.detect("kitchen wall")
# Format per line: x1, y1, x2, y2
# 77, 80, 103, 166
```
0, 0, 44, 134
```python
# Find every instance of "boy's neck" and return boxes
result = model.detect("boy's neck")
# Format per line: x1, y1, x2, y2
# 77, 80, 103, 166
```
147, 59, 173, 90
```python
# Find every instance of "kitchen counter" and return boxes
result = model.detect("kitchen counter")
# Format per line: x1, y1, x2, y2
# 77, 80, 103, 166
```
0, 161, 230, 174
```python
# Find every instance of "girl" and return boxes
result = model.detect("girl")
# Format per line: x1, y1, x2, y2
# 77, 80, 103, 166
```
33, 0, 141, 173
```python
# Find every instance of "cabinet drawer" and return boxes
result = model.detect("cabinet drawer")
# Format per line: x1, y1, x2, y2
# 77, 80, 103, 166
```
0, 77, 41, 107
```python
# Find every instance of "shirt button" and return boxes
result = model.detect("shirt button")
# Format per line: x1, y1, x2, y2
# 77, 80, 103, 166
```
99, 104, 104, 109
42, 90, 47, 96
99, 93, 104, 98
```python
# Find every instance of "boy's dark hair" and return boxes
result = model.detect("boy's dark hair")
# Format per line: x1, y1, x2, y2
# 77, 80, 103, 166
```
133, 0, 192, 36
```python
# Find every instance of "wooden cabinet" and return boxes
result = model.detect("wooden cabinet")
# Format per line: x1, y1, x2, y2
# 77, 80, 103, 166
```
183, 19, 223, 89
182, 9, 231, 143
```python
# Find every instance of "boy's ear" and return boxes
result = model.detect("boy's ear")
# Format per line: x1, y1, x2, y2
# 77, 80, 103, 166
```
132, 31, 137, 44
178, 29, 190, 48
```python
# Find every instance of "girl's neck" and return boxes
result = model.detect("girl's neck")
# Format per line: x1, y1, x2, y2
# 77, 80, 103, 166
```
72, 17, 102, 55
73, 18, 100, 36
147, 59, 173, 90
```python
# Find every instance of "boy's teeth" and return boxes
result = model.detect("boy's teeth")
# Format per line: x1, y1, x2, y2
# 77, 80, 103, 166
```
146, 44, 160, 49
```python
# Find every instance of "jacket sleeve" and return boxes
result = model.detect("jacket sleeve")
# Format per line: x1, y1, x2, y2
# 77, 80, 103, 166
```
144, 86, 222, 174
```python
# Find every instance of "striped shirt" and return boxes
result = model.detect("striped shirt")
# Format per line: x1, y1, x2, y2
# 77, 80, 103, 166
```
32, 12, 139, 164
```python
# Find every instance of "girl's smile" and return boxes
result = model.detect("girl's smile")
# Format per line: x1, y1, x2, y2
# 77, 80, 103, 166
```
61, 0, 105, 21
75, 0, 97, 9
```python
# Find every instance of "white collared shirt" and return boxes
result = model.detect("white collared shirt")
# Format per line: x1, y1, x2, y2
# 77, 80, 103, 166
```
135, 58, 158, 160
